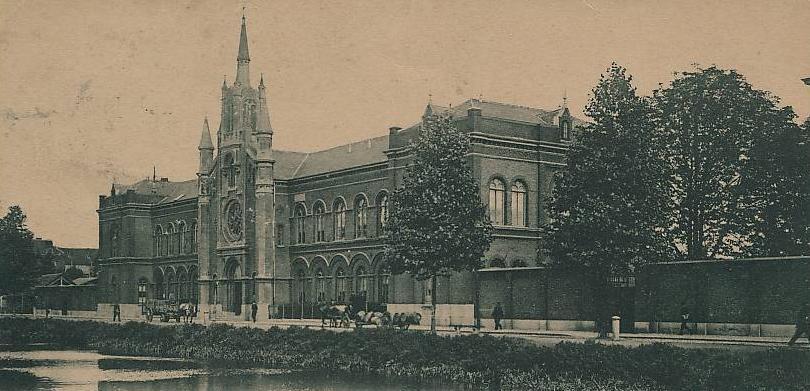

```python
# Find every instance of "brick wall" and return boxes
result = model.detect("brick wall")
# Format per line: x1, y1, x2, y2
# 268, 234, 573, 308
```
636, 257, 810, 325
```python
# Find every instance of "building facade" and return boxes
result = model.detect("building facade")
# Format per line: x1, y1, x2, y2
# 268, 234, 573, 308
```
96, 18, 580, 323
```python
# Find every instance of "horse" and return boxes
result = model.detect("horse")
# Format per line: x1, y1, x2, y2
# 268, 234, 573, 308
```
179, 303, 197, 324
319, 303, 349, 328
391, 312, 422, 330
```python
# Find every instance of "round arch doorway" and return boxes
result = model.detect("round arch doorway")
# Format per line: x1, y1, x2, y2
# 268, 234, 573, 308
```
224, 258, 243, 316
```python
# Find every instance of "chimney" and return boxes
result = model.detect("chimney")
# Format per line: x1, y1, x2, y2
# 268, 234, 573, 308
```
467, 100, 482, 131
389, 126, 402, 135
160, 177, 169, 182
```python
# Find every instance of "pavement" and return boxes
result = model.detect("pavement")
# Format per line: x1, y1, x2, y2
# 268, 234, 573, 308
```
4, 314, 808, 350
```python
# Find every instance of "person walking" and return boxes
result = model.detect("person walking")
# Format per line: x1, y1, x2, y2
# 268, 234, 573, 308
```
251, 301, 258, 323
112, 303, 121, 322
679, 303, 691, 335
788, 303, 810, 346
492, 302, 504, 330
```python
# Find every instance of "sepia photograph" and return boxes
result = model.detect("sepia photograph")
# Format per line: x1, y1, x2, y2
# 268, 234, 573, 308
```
1, 0, 809, 389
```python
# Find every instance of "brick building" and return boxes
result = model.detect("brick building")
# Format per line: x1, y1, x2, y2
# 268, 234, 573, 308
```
96, 17, 581, 323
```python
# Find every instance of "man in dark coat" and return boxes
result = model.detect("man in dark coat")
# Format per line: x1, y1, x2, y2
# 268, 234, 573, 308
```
679, 303, 691, 335
251, 301, 258, 323
492, 302, 504, 330
788, 303, 810, 346
112, 303, 121, 322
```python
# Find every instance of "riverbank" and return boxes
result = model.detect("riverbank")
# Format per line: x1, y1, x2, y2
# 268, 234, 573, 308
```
1, 318, 809, 390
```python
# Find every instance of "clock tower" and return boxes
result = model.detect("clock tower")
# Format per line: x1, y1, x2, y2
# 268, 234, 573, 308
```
197, 15, 275, 319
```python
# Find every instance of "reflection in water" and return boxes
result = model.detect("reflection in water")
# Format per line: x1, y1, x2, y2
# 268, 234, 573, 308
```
0, 350, 460, 391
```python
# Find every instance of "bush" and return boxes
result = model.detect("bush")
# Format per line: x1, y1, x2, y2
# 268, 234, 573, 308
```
1, 318, 808, 390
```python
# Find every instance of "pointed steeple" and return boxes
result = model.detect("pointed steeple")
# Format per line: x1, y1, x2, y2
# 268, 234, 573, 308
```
256, 74, 273, 134
235, 15, 251, 86
238, 15, 250, 61
199, 117, 214, 150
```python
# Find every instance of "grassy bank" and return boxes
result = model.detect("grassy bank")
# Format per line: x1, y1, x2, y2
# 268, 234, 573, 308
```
1, 318, 808, 390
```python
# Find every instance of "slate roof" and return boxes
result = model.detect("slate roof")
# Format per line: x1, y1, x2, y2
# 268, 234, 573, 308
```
115, 99, 580, 195
115, 179, 198, 204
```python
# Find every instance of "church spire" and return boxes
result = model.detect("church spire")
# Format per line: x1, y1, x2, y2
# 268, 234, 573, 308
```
235, 15, 251, 86
199, 117, 214, 150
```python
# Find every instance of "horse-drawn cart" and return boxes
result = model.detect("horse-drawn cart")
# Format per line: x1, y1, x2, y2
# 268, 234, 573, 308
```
145, 299, 196, 322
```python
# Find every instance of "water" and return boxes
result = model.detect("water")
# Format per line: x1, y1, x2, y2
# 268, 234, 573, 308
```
0, 350, 460, 390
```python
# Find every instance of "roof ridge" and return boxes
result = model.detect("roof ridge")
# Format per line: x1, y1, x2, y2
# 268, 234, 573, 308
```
479, 98, 549, 113
292, 153, 310, 178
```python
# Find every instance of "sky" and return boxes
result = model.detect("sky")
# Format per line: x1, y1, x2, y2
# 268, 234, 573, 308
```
1, 0, 809, 248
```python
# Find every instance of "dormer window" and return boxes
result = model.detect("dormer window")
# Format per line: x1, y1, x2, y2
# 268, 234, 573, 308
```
561, 121, 571, 141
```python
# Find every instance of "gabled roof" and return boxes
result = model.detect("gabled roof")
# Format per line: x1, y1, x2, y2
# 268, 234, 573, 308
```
288, 135, 389, 179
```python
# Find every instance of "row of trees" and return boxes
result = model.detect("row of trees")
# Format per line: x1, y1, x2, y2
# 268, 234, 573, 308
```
383, 64, 808, 332
544, 64, 809, 273
541, 64, 809, 333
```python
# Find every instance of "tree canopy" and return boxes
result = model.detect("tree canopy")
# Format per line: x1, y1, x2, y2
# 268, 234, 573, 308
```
542, 63, 673, 279
384, 113, 493, 280
0, 205, 50, 295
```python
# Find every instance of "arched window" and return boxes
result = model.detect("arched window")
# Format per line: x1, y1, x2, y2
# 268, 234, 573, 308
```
511, 181, 527, 227
355, 266, 369, 298
294, 203, 307, 244
153, 226, 163, 257
315, 270, 326, 302
110, 224, 120, 257
167, 225, 176, 255
355, 195, 368, 238
378, 266, 390, 304
178, 221, 186, 254
313, 201, 326, 242
335, 268, 347, 303
224, 153, 236, 188
137, 278, 148, 313
376, 191, 388, 234
189, 221, 197, 254
561, 121, 571, 140
489, 178, 506, 225
333, 198, 347, 240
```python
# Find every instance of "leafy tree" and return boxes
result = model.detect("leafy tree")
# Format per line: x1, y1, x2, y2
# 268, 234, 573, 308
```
654, 66, 809, 259
0, 206, 48, 295
384, 112, 493, 333
736, 108, 810, 256
542, 64, 673, 335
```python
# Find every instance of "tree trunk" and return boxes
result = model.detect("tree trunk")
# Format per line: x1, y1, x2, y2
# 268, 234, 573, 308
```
430, 275, 437, 334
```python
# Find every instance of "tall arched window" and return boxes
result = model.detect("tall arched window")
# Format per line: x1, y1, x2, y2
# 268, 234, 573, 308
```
355, 195, 368, 238
189, 221, 197, 254
561, 121, 571, 140
315, 270, 326, 302
376, 191, 388, 234
153, 226, 163, 257
111, 225, 121, 257
294, 203, 307, 244
355, 266, 369, 298
335, 268, 347, 303
313, 201, 326, 242
224, 153, 236, 188
178, 221, 186, 254
333, 199, 347, 240
167, 225, 176, 255
511, 181, 527, 227
489, 178, 506, 225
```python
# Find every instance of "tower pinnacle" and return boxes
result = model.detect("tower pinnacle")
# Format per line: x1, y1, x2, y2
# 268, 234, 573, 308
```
235, 15, 251, 86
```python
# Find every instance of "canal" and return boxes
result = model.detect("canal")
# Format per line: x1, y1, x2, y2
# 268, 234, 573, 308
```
0, 350, 461, 390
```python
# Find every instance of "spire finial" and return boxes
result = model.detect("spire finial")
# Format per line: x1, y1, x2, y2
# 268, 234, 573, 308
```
563, 90, 568, 108
235, 12, 251, 85
259, 73, 265, 87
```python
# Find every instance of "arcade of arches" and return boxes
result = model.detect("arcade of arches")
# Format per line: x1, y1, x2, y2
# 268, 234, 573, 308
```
290, 253, 391, 308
